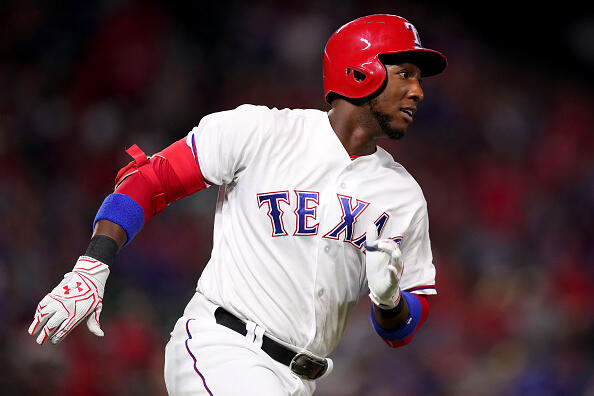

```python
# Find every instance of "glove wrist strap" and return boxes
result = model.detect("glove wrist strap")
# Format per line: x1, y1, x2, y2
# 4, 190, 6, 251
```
84, 235, 118, 266
369, 288, 401, 309
375, 292, 405, 318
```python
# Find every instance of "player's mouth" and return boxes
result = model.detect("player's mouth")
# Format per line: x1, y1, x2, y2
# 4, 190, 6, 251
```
399, 107, 416, 122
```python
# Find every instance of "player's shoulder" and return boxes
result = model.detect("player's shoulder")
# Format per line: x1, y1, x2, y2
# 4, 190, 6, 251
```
202, 104, 270, 123
241, 105, 329, 137
224, 104, 323, 117
204, 104, 324, 127
374, 147, 420, 185
259, 105, 326, 124
374, 147, 427, 201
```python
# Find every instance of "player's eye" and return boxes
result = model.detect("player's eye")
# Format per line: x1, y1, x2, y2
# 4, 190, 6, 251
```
398, 70, 409, 79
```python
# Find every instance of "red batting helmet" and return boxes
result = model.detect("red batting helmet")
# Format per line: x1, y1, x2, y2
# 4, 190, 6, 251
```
323, 14, 447, 102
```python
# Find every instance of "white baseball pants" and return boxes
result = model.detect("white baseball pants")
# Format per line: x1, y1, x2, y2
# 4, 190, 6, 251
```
164, 292, 315, 396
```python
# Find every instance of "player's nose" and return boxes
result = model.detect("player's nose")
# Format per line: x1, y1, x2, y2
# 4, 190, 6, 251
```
407, 79, 424, 102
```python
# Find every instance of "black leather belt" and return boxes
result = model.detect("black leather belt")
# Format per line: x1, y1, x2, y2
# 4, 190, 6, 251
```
214, 307, 328, 380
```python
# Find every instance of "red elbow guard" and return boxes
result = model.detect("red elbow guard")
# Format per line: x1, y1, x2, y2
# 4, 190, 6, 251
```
157, 138, 208, 194
115, 145, 168, 217
114, 139, 208, 221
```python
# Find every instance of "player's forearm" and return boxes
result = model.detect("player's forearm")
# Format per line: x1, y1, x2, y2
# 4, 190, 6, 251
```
80, 220, 126, 267
370, 292, 430, 348
92, 219, 127, 250
372, 296, 410, 330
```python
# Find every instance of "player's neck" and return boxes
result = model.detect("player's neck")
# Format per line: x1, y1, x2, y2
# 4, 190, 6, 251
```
328, 101, 379, 157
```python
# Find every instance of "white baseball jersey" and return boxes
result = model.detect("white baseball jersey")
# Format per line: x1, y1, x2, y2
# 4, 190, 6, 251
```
185, 104, 436, 357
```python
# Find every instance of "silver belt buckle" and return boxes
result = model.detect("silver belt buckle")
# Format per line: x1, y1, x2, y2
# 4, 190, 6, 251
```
289, 351, 328, 381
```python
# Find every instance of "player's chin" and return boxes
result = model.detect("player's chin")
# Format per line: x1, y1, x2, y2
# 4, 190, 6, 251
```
386, 129, 405, 140
388, 112, 414, 138
385, 122, 407, 140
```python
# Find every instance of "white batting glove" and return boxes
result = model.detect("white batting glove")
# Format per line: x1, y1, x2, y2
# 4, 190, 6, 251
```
364, 224, 404, 308
28, 256, 110, 345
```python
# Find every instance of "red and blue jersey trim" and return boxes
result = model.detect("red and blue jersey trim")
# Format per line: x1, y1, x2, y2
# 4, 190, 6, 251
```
190, 134, 215, 187
404, 284, 436, 293
190, 134, 199, 166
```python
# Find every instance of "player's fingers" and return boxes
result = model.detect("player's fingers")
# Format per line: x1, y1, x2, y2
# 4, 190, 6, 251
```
36, 325, 53, 345
28, 298, 54, 336
51, 292, 100, 344
29, 315, 42, 336
37, 310, 68, 345
376, 240, 401, 256
364, 223, 379, 249
86, 303, 104, 337
50, 319, 74, 345
386, 265, 400, 278
34, 311, 57, 344
387, 256, 405, 281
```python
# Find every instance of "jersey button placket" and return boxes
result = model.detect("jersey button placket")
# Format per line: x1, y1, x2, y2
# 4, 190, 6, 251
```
338, 159, 352, 192
312, 162, 351, 347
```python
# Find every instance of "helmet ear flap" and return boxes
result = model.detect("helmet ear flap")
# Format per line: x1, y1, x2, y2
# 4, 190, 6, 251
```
325, 61, 386, 103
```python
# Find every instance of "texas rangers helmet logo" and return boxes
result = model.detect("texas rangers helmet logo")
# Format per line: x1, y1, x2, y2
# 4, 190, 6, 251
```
404, 22, 422, 48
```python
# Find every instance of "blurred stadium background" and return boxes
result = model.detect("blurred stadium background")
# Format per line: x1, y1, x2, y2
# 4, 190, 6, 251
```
1, 1, 593, 395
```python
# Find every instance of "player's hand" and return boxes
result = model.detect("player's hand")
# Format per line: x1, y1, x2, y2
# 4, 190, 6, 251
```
364, 224, 404, 308
28, 256, 110, 345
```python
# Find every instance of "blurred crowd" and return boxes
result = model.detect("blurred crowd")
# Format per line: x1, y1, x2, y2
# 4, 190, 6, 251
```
1, 1, 593, 395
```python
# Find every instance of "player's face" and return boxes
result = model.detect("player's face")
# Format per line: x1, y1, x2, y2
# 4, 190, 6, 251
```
368, 63, 424, 139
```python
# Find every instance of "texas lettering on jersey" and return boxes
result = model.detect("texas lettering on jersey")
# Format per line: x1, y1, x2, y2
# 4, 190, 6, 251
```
256, 189, 402, 249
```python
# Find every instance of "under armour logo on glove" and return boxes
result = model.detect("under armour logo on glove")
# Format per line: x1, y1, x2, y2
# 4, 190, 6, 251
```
28, 256, 110, 345
63, 282, 84, 295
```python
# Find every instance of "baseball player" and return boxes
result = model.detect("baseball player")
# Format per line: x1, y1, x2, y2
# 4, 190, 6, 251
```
29, 14, 446, 395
